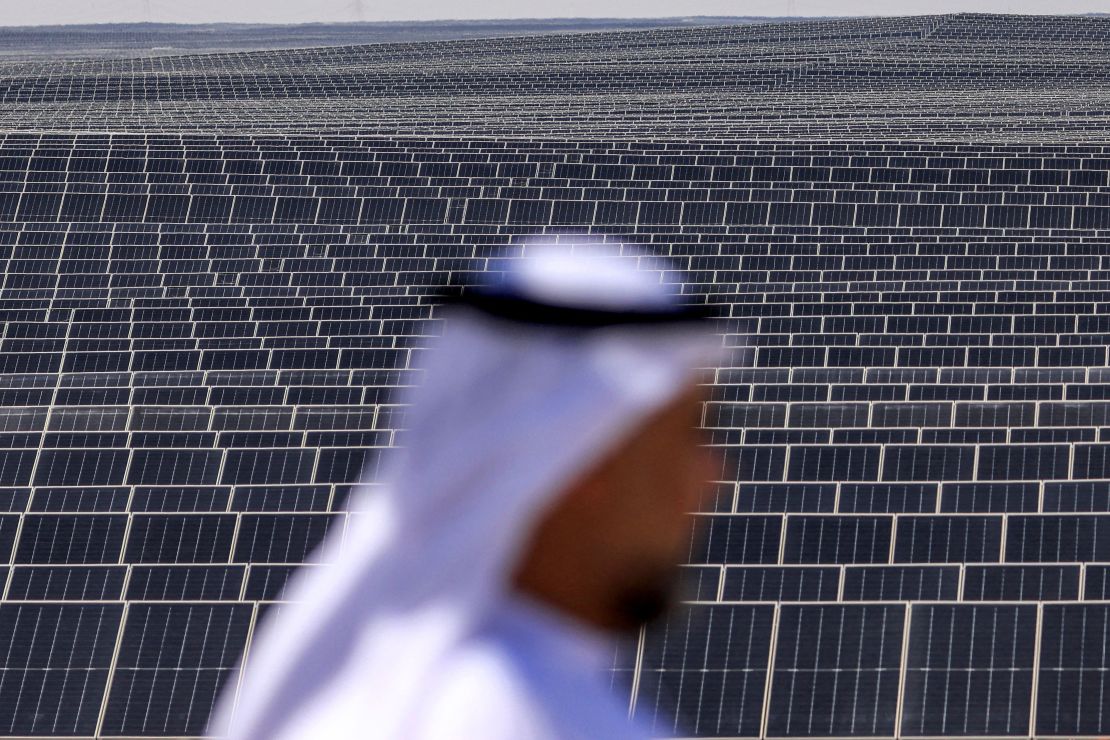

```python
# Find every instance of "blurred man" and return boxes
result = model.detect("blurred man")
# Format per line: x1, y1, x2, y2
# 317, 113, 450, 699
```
210, 241, 722, 739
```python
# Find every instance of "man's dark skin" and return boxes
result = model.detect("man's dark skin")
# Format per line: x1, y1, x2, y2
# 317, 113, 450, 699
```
512, 381, 720, 634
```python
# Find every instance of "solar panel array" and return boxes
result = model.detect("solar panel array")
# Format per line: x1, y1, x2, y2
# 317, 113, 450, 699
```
3, 11, 1110, 738
0, 18, 764, 60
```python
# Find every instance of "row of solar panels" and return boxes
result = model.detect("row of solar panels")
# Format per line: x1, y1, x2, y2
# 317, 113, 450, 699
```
0, 15, 946, 73
13, 178, 1110, 200
5, 479, 1110, 512
12, 349, 1110, 373
12, 367, 1110, 395
10, 288, 1110, 311
10, 369, 1110, 390
14, 314, 1110, 334
8, 423, 1110, 447
13, 439, 1110, 478
629, 601, 1110, 737
11, 151, 1110, 176
4, 479, 1110, 513
12, 240, 1110, 260
8, 116, 1110, 141
11, 173, 1110, 195
10, 201, 1110, 231
2, 16, 1105, 82
685, 563, 1110, 601
14, 561, 1110, 603
9, 599, 1110, 737
13, 64, 1110, 99
9, 276, 1110, 298
13, 136, 1110, 155
8, 598, 1110, 738
14, 509, 1110, 564
0, 602, 244, 736
0, 563, 301, 601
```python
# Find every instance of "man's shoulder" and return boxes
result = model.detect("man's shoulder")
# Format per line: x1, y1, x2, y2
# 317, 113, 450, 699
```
410, 636, 557, 739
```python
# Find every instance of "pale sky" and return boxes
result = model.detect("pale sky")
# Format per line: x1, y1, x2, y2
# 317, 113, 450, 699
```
3, 0, 1109, 26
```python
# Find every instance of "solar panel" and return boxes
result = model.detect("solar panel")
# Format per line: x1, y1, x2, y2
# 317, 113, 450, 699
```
635, 604, 773, 738
767, 604, 904, 737
101, 603, 253, 736
901, 604, 1036, 736
0, 604, 122, 735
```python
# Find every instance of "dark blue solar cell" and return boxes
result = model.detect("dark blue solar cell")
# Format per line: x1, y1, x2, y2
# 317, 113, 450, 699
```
221, 449, 316, 485
126, 565, 245, 600
838, 483, 937, 513
1073, 444, 1110, 479
0, 450, 36, 485
881, 445, 975, 481
678, 565, 721, 601
977, 444, 1070, 481
0, 488, 30, 512
314, 447, 383, 484
707, 403, 786, 428
894, 515, 1003, 563
902, 604, 1035, 737
1037, 604, 1110, 736
30, 485, 128, 510
103, 603, 252, 736
940, 482, 1038, 513
0, 604, 122, 734
768, 604, 903, 737
124, 514, 236, 563
722, 566, 839, 601
635, 604, 773, 738
737, 483, 835, 513
129, 486, 231, 513
782, 515, 892, 564
33, 449, 129, 486
231, 485, 331, 512
233, 513, 340, 563
955, 402, 1034, 427
126, 449, 222, 485
963, 564, 1079, 601
842, 565, 958, 601
1044, 481, 1110, 511
1005, 515, 1110, 562
717, 446, 787, 482
786, 445, 880, 481
463, 198, 509, 224
689, 515, 781, 565
14, 514, 127, 564
8, 565, 125, 599
244, 564, 302, 601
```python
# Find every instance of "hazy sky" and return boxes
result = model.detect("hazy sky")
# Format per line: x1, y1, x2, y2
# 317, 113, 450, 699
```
6, 0, 1110, 26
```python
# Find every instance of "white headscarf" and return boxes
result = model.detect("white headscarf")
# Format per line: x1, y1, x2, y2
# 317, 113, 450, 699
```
210, 238, 722, 739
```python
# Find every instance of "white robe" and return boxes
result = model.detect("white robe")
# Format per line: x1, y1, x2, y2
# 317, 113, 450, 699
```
388, 595, 647, 739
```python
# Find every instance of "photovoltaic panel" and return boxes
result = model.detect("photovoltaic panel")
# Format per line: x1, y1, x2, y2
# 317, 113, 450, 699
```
767, 604, 904, 737
962, 564, 1080, 601
893, 515, 1004, 563
901, 604, 1036, 736
680, 566, 722, 601
842, 565, 959, 601
1037, 604, 1110, 736
8, 566, 126, 600
101, 603, 253, 736
782, 515, 892, 564
722, 566, 840, 602
635, 604, 773, 738
0, 604, 122, 735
